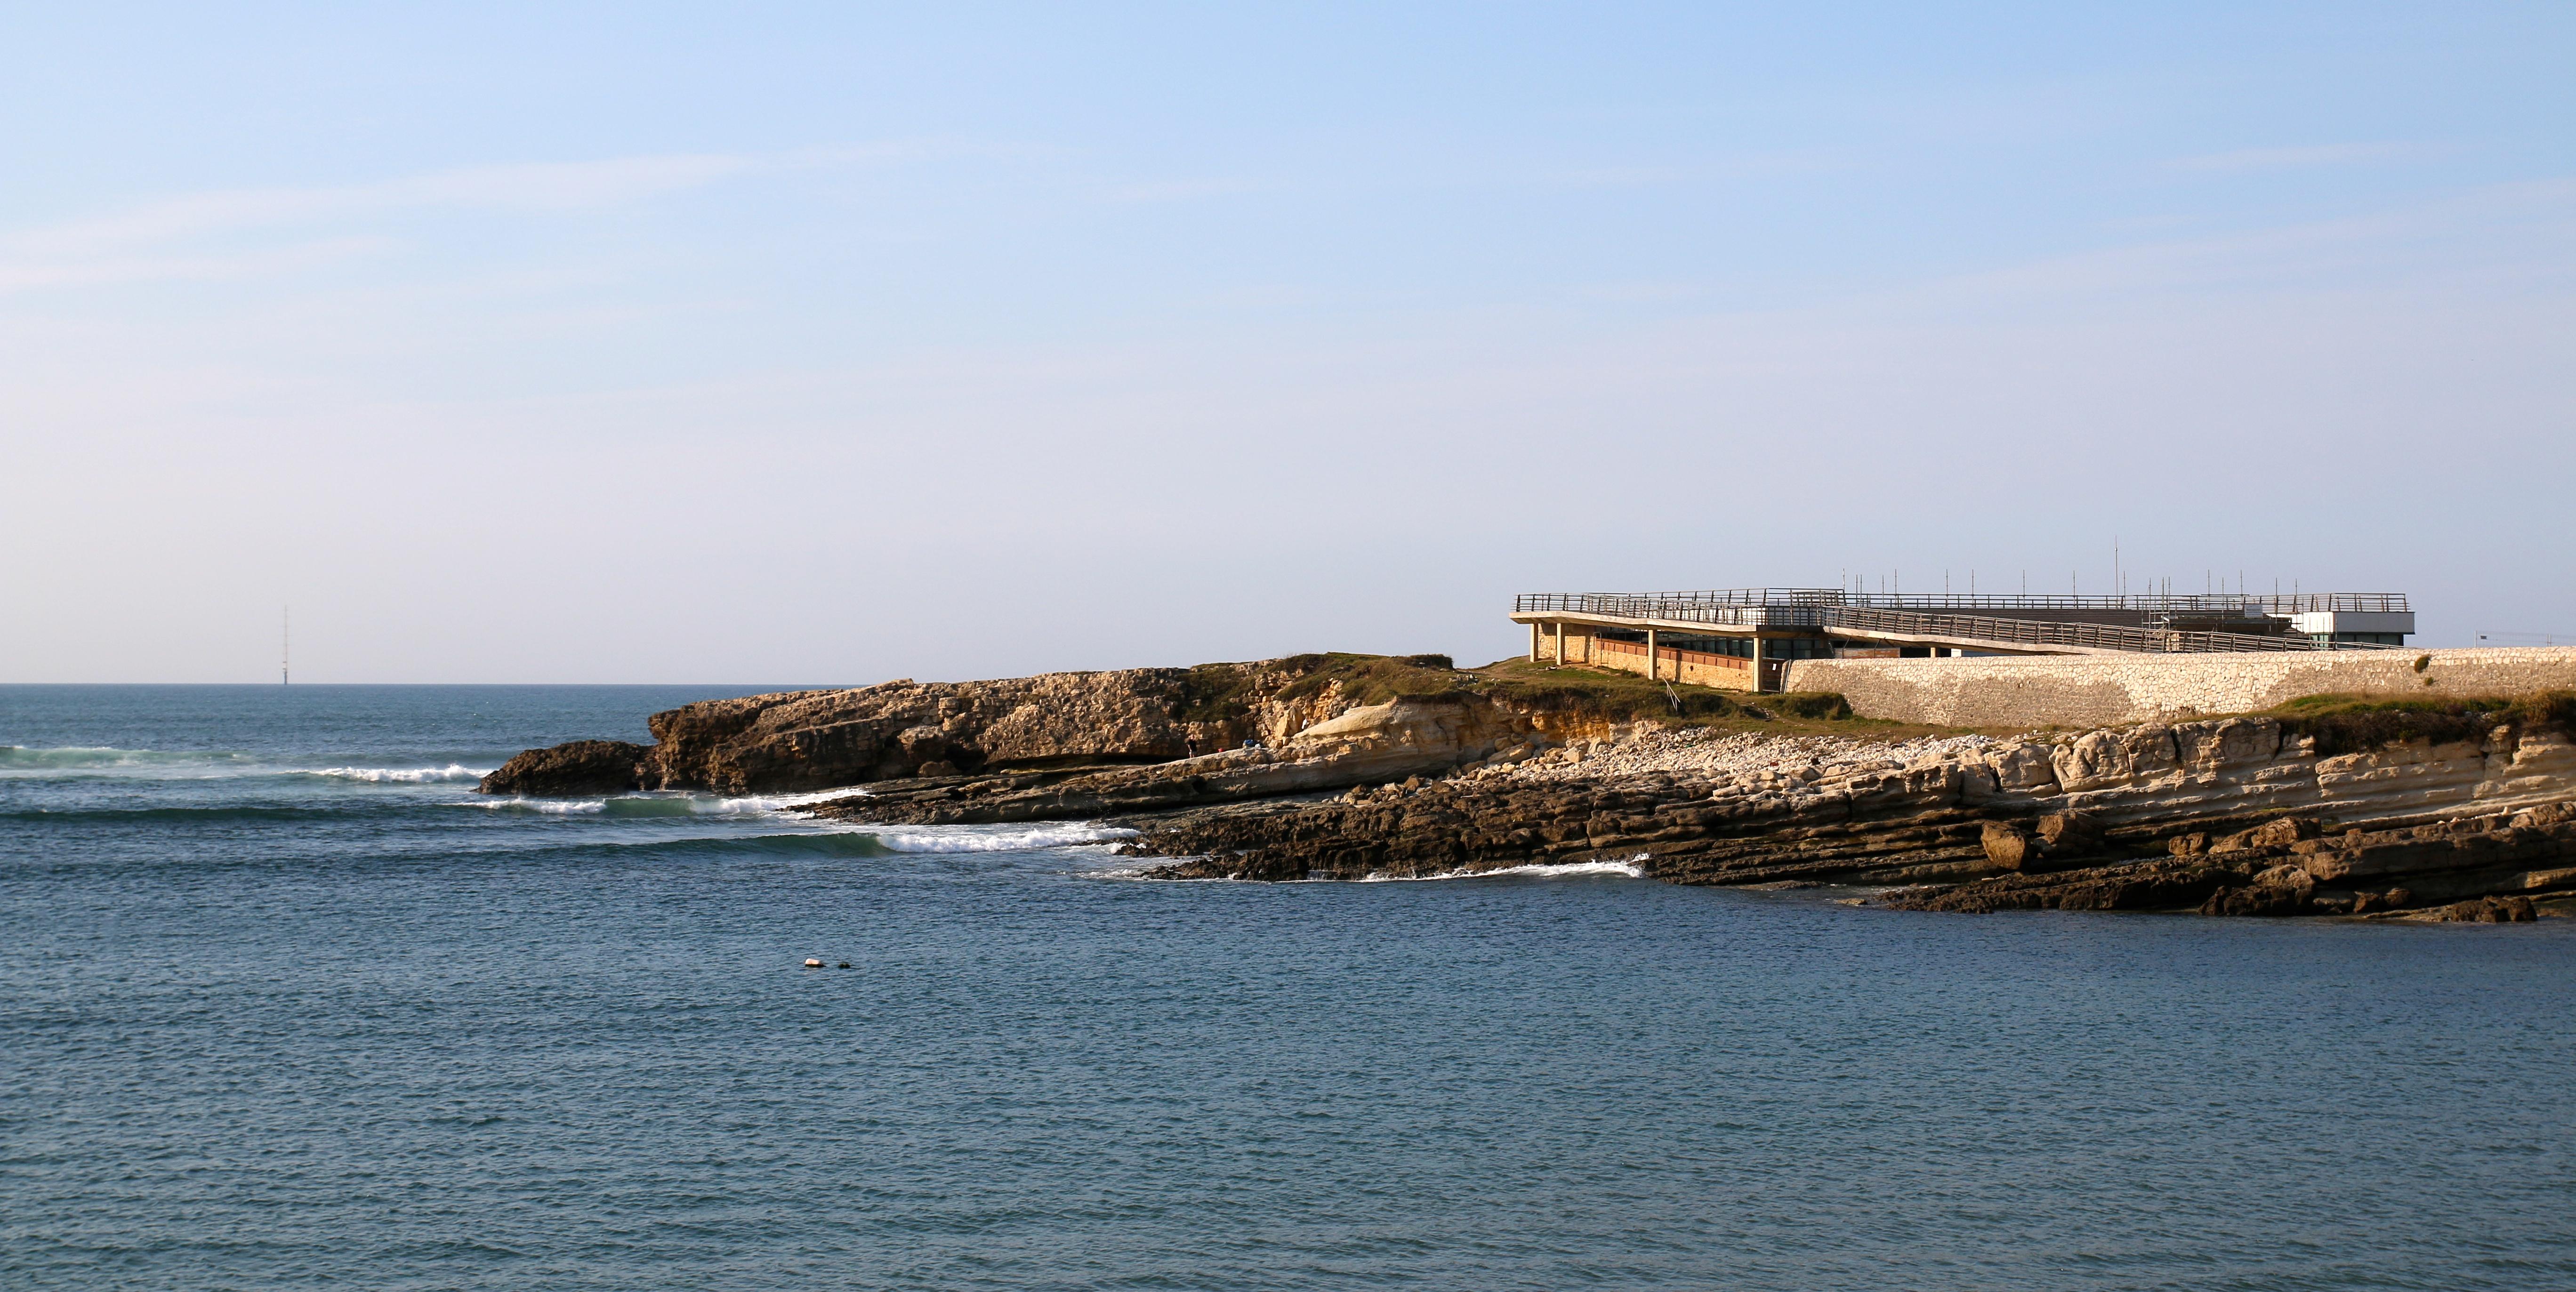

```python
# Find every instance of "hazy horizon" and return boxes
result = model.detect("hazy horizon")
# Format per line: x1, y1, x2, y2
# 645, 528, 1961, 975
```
7, 4, 2571, 683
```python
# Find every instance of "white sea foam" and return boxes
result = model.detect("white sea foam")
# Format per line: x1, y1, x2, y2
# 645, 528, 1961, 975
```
706, 786, 874, 814
869, 824, 1140, 853
0, 745, 257, 771
306, 764, 490, 783
1360, 857, 1647, 882
470, 797, 608, 815
458, 786, 875, 816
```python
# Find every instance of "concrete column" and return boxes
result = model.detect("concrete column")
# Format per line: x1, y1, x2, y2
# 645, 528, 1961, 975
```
1751, 634, 1767, 692
1646, 629, 1658, 681
1554, 622, 1566, 665
1530, 622, 1542, 662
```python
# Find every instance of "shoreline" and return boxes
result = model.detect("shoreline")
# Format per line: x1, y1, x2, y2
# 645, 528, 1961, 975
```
476, 654, 2576, 922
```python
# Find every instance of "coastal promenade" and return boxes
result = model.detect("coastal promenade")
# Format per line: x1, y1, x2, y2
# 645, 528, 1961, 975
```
1513, 587, 2415, 698
1785, 645, 2576, 727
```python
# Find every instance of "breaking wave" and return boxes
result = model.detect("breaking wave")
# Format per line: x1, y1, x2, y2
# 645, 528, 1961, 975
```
469, 787, 875, 818
868, 825, 1140, 853
1360, 858, 1647, 882
472, 797, 611, 815
709, 787, 873, 814
304, 764, 489, 784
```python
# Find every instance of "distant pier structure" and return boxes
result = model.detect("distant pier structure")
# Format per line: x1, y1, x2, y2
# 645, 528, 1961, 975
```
1511, 588, 2414, 693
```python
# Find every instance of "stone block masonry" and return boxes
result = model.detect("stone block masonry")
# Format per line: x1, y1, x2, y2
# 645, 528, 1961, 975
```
1781, 647, 2576, 729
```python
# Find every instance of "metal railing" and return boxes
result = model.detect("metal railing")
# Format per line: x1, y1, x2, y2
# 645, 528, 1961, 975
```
1819, 606, 2379, 653
1518, 588, 2407, 615
1513, 593, 2403, 653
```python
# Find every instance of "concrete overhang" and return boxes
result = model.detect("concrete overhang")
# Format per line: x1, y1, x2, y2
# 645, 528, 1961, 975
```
1511, 610, 1764, 635
2291, 611, 2416, 635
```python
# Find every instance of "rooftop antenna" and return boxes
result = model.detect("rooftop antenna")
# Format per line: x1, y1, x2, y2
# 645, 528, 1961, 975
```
281, 606, 290, 685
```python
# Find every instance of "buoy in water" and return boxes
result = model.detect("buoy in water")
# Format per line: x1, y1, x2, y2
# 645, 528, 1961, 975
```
802, 958, 824, 969
837, 962, 853, 969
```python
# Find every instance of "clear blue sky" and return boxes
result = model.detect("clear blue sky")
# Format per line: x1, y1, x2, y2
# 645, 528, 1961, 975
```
4, 3, 2570, 681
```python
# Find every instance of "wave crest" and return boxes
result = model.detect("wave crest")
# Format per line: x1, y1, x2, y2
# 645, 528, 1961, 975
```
305, 764, 490, 784
870, 824, 1140, 853
1360, 859, 1646, 882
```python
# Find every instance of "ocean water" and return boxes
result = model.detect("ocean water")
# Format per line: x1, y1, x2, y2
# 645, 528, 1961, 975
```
4, 685, 2572, 1291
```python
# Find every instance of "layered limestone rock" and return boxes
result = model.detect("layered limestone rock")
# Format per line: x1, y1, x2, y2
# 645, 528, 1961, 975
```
1940, 717, 2576, 827
1885, 802, 2576, 917
1116, 713, 2576, 915
808, 696, 1529, 827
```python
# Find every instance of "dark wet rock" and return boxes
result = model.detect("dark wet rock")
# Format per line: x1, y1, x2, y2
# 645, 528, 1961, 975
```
2440, 895, 2539, 923
1885, 857, 2250, 915
479, 739, 652, 795
2199, 864, 2318, 917
1891, 810, 2576, 918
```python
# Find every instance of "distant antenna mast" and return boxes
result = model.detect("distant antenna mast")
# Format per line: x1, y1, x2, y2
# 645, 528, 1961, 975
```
282, 607, 290, 685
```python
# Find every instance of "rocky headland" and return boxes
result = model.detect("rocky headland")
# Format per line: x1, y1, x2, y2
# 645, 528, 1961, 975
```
480, 654, 2576, 922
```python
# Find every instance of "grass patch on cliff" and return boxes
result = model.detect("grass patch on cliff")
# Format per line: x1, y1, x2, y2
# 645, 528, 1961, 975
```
2267, 691, 2576, 757
1178, 652, 1952, 738
1273, 653, 1473, 707
1172, 653, 1470, 723
1462, 658, 1955, 737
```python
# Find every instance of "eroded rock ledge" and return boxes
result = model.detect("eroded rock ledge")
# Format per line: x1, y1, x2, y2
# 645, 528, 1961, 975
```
479, 653, 1704, 798
480, 656, 1462, 796
1106, 711, 2576, 918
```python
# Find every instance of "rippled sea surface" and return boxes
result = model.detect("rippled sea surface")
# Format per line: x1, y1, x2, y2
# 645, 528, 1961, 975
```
5, 685, 2574, 1290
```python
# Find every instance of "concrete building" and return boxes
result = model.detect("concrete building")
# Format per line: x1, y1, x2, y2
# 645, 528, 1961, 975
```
1511, 588, 2413, 693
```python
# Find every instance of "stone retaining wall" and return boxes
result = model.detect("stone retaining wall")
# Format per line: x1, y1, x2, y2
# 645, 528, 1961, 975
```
1780, 647, 2576, 729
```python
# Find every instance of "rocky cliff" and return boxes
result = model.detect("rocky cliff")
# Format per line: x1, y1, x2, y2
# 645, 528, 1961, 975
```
479, 653, 1601, 796
806, 695, 1534, 827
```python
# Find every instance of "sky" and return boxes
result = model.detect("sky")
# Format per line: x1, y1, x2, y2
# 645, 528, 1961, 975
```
3, 3, 2570, 682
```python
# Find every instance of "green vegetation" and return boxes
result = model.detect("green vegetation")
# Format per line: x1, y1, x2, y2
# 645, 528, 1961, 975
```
1273, 653, 1470, 706
1175, 651, 1940, 738
2266, 691, 2576, 757
1466, 658, 1890, 733
1170, 653, 1473, 723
